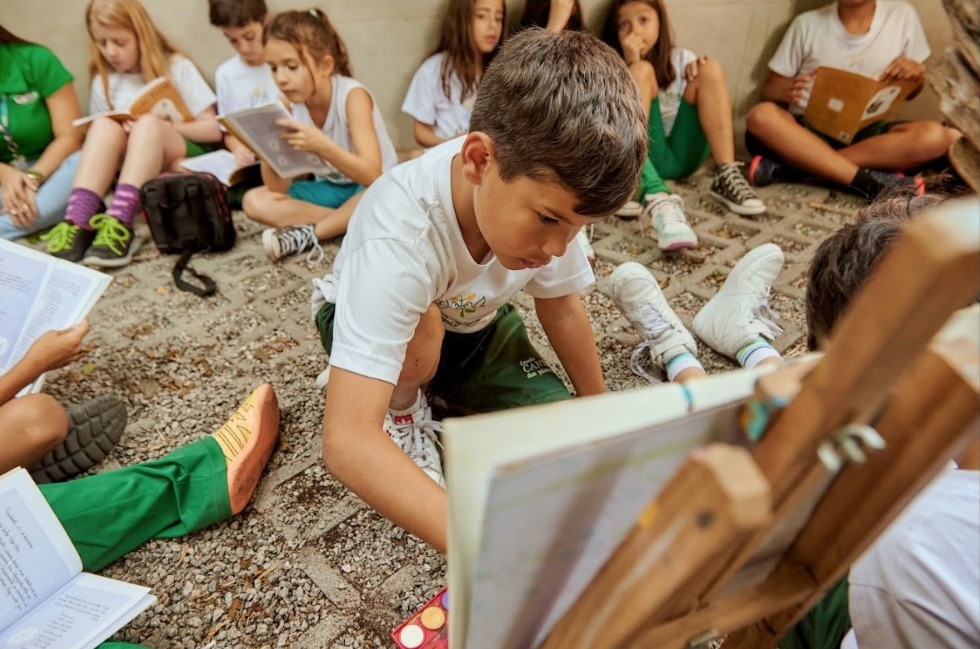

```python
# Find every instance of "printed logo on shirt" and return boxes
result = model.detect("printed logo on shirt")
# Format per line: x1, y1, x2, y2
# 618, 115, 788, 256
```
437, 292, 487, 321
520, 357, 555, 379
13, 91, 40, 105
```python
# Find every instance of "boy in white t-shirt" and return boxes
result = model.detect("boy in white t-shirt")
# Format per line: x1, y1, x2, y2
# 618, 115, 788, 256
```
745, 0, 960, 200
312, 29, 646, 554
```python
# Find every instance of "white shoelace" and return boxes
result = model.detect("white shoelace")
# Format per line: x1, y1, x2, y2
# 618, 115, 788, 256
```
389, 412, 444, 473
753, 286, 783, 341
278, 226, 325, 266
718, 163, 758, 202
628, 303, 672, 384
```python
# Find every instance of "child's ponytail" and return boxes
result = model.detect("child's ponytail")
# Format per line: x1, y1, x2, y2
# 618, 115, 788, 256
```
264, 8, 352, 78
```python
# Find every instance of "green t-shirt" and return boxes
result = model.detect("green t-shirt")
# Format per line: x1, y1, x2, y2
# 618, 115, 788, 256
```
0, 43, 74, 164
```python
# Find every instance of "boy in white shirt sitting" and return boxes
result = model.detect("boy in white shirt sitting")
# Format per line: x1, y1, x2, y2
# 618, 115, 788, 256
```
312, 28, 647, 554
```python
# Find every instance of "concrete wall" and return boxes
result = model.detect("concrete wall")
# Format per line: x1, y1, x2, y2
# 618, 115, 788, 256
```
2, 0, 952, 153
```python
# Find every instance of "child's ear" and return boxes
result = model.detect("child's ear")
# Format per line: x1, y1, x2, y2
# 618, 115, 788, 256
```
459, 133, 494, 186
320, 54, 335, 77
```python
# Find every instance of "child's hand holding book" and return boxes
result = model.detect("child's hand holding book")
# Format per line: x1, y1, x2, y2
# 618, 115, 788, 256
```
275, 118, 331, 155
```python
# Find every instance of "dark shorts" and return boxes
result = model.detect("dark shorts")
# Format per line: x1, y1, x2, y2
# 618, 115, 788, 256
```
315, 302, 571, 413
746, 114, 898, 156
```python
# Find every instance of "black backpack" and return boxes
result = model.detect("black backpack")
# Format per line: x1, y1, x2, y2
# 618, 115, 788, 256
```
141, 171, 236, 296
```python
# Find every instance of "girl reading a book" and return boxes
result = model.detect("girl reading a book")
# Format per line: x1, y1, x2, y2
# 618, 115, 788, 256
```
601, 0, 765, 251
242, 9, 396, 262
43, 0, 221, 268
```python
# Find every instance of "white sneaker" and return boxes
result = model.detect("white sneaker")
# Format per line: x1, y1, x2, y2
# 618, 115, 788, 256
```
384, 394, 446, 488
575, 228, 595, 263
692, 243, 784, 359
262, 224, 324, 265
616, 199, 643, 218
608, 262, 698, 382
645, 194, 698, 251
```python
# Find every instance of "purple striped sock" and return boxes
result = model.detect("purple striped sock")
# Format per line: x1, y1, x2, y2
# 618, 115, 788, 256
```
106, 183, 142, 230
65, 188, 103, 229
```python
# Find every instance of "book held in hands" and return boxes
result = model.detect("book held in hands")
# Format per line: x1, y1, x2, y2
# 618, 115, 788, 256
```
72, 77, 193, 127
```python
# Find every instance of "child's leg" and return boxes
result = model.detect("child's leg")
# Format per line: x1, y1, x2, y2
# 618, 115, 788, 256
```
837, 121, 959, 170
38, 384, 278, 572
627, 60, 660, 123
313, 191, 364, 241
245, 178, 361, 229
692, 243, 785, 369
259, 189, 365, 263
70, 118, 128, 207
0, 394, 68, 473
608, 262, 706, 384
681, 56, 735, 165
0, 152, 81, 240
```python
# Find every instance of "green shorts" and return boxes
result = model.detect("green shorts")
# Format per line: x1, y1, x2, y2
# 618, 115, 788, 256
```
183, 138, 218, 159
315, 302, 571, 413
779, 577, 851, 649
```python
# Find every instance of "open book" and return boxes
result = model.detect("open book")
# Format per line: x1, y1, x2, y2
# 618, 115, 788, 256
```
0, 468, 155, 648
804, 65, 919, 144
0, 239, 111, 395
179, 149, 259, 187
444, 366, 772, 648
72, 77, 193, 127
218, 102, 332, 179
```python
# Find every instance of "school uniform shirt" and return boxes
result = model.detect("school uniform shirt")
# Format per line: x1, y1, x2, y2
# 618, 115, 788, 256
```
289, 74, 397, 186
214, 55, 279, 116
845, 469, 980, 648
88, 55, 216, 117
0, 43, 73, 164
657, 47, 698, 137
311, 137, 595, 386
768, 0, 930, 113
401, 52, 475, 141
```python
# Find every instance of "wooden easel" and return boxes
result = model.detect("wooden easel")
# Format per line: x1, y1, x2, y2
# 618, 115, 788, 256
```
542, 197, 980, 649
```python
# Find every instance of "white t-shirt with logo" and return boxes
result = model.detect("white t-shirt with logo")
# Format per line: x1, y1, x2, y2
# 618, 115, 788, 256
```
402, 52, 476, 141
290, 74, 398, 185
768, 0, 930, 112
311, 137, 595, 386
657, 47, 698, 136
89, 54, 216, 117
214, 55, 279, 115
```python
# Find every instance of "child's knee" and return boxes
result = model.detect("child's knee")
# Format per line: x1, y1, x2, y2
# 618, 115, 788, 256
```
9, 394, 69, 451
914, 121, 955, 157
129, 113, 168, 138
242, 187, 270, 218
696, 56, 725, 84
746, 101, 782, 134
87, 117, 127, 143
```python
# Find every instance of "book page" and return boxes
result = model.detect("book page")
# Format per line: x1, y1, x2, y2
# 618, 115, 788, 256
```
71, 112, 133, 128
219, 102, 331, 179
0, 468, 82, 633
179, 149, 258, 187
0, 572, 154, 649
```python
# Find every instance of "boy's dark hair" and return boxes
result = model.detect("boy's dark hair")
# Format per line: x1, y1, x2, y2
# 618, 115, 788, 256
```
469, 28, 646, 217
0, 23, 32, 45
208, 0, 267, 28
805, 193, 946, 350
601, 0, 676, 89
519, 0, 584, 31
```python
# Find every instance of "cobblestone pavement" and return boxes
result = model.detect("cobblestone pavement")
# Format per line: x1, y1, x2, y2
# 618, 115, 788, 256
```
33, 169, 867, 648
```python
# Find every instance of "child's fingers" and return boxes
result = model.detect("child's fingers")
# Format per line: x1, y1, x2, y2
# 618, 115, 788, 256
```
276, 118, 299, 130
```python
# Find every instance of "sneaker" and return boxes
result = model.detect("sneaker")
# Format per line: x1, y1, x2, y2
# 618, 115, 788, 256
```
866, 170, 926, 200
608, 261, 698, 382
616, 199, 644, 218
692, 243, 784, 359
82, 214, 138, 268
210, 383, 280, 514
29, 395, 127, 484
711, 163, 766, 216
748, 155, 782, 187
41, 221, 96, 262
262, 224, 323, 264
384, 394, 446, 488
645, 194, 697, 251
575, 228, 595, 264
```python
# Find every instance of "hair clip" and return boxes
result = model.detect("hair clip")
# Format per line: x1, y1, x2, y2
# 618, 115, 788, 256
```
309, 8, 318, 16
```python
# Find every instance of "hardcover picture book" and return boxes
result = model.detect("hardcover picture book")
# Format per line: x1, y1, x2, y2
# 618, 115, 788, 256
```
72, 77, 193, 127
804, 65, 919, 144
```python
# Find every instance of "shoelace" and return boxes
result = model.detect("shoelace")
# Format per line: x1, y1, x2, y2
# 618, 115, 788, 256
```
90, 215, 131, 254
718, 164, 758, 202
752, 285, 783, 341
390, 412, 444, 472
628, 302, 672, 384
40, 222, 78, 253
278, 226, 325, 266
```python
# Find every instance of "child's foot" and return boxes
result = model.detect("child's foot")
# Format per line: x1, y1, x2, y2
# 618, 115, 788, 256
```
210, 384, 280, 514
692, 243, 784, 360
608, 262, 699, 382
711, 163, 766, 216
42, 221, 96, 262
384, 393, 446, 488
575, 228, 596, 264
615, 199, 643, 218
262, 224, 323, 264
645, 194, 698, 250
748, 155, 783, 187
29, 395, 127, 484
851, 169, 926, 201
82, 214, 139, 268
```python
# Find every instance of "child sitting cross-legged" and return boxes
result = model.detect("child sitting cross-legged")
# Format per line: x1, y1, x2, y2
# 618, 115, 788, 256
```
313, 28, 647, 554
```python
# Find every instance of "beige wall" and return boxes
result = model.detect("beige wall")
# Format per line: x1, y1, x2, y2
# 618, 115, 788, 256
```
2, 0, 952, 153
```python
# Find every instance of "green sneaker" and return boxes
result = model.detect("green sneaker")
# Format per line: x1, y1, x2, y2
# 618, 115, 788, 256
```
82, 214, 138, 268
41, 221, 96, 262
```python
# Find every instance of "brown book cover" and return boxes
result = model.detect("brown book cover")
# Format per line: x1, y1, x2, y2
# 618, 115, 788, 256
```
804, 66, 919, 144
72, 77, 193, 127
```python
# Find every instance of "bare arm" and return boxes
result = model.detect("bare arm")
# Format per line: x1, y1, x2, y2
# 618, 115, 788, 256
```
322, 367, 449, 553
534, 293, 605, 397
223, 133, 256, 165
759, 71, 811, 106
173, 105, 222, 143
31, 83, 83, 181
412, 120, 446, 148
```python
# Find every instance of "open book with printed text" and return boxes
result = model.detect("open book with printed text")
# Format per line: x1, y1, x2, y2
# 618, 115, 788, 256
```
218, 102, 332, 180
0, 468, 155, 649
179, 149, 260, 187
444, 366, 771, 648
804, 65, 920, 144
0, 239, 111, 395
72, 76, 193, 127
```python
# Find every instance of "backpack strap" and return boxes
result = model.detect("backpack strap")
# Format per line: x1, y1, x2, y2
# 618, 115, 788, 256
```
172, 250, 217, 297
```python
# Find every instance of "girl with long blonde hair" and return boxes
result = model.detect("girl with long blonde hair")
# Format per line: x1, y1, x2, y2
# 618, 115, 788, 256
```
43, 0, 221, 267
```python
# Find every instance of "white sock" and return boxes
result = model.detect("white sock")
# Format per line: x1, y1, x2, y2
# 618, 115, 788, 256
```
666, 352, 704, 382
389, 391, 423, 417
